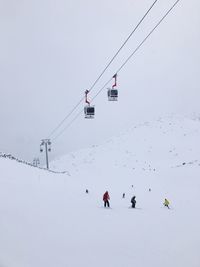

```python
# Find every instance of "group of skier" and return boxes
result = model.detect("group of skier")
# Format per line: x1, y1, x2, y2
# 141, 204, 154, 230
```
86, 189, 170, 209
103, 191, 137, 208
102, 191, 170, 209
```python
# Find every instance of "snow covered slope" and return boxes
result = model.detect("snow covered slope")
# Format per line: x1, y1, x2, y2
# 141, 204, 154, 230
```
0, 115, 200, 267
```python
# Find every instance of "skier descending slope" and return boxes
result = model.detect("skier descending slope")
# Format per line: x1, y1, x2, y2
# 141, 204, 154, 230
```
103, 191, 110, 208
163, 198, 170, 209
131, 196, 136, 208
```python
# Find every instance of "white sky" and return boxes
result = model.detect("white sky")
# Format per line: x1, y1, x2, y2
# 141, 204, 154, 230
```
0, 0, 199, 164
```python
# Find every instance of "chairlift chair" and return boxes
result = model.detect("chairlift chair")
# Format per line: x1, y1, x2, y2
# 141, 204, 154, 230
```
84, 89, 95, 119
108, 73, 118, 101
84, 105, 95, 119
108, 88, 118, 101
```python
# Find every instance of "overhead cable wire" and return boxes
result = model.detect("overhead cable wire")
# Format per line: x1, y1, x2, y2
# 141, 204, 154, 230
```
52, 110, 83, 141
92, 0, 181, 101
47, 97, 84, 139
47, 0, 159, 139
86, 0, 159, 92
52, 0, 181, 142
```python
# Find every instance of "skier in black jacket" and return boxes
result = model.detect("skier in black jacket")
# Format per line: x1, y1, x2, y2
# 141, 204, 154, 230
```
131, 196, 136, 208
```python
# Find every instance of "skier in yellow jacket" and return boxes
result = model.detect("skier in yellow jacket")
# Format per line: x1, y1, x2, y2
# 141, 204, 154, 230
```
163, 198, 170, 209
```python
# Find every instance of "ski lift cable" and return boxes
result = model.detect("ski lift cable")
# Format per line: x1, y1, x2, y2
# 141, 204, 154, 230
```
52, 0, 181, 142
52, 110, 83, 141
47, 0, 159, 139
52, 80, 114, 141
92, 0, 181, 101
47, 97, 84, 139
86, 0, 159, 93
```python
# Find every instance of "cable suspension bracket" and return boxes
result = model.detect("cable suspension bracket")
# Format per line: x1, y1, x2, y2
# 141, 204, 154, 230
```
85, 90, 90, 105
112, 74, 117, 89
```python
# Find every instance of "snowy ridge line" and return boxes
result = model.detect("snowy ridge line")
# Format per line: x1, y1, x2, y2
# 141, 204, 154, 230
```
0, 152, 70, 175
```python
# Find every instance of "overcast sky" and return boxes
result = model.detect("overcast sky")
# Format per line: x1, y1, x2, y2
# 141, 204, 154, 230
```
0, 0, 199, 164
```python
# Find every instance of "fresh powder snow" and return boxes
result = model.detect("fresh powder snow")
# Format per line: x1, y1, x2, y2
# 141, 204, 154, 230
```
0, 115, 200, 267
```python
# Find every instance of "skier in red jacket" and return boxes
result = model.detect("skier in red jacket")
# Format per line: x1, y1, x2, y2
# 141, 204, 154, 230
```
103, 191, 110, 208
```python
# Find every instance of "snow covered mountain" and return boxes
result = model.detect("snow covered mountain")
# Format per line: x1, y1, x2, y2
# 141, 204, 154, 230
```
0, 115, 200, 267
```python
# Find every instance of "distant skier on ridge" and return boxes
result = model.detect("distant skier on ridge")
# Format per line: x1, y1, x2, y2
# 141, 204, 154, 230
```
103, 191, 110, 208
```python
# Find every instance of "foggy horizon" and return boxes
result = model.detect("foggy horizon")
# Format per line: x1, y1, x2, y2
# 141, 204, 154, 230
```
0, 0, 199, 164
